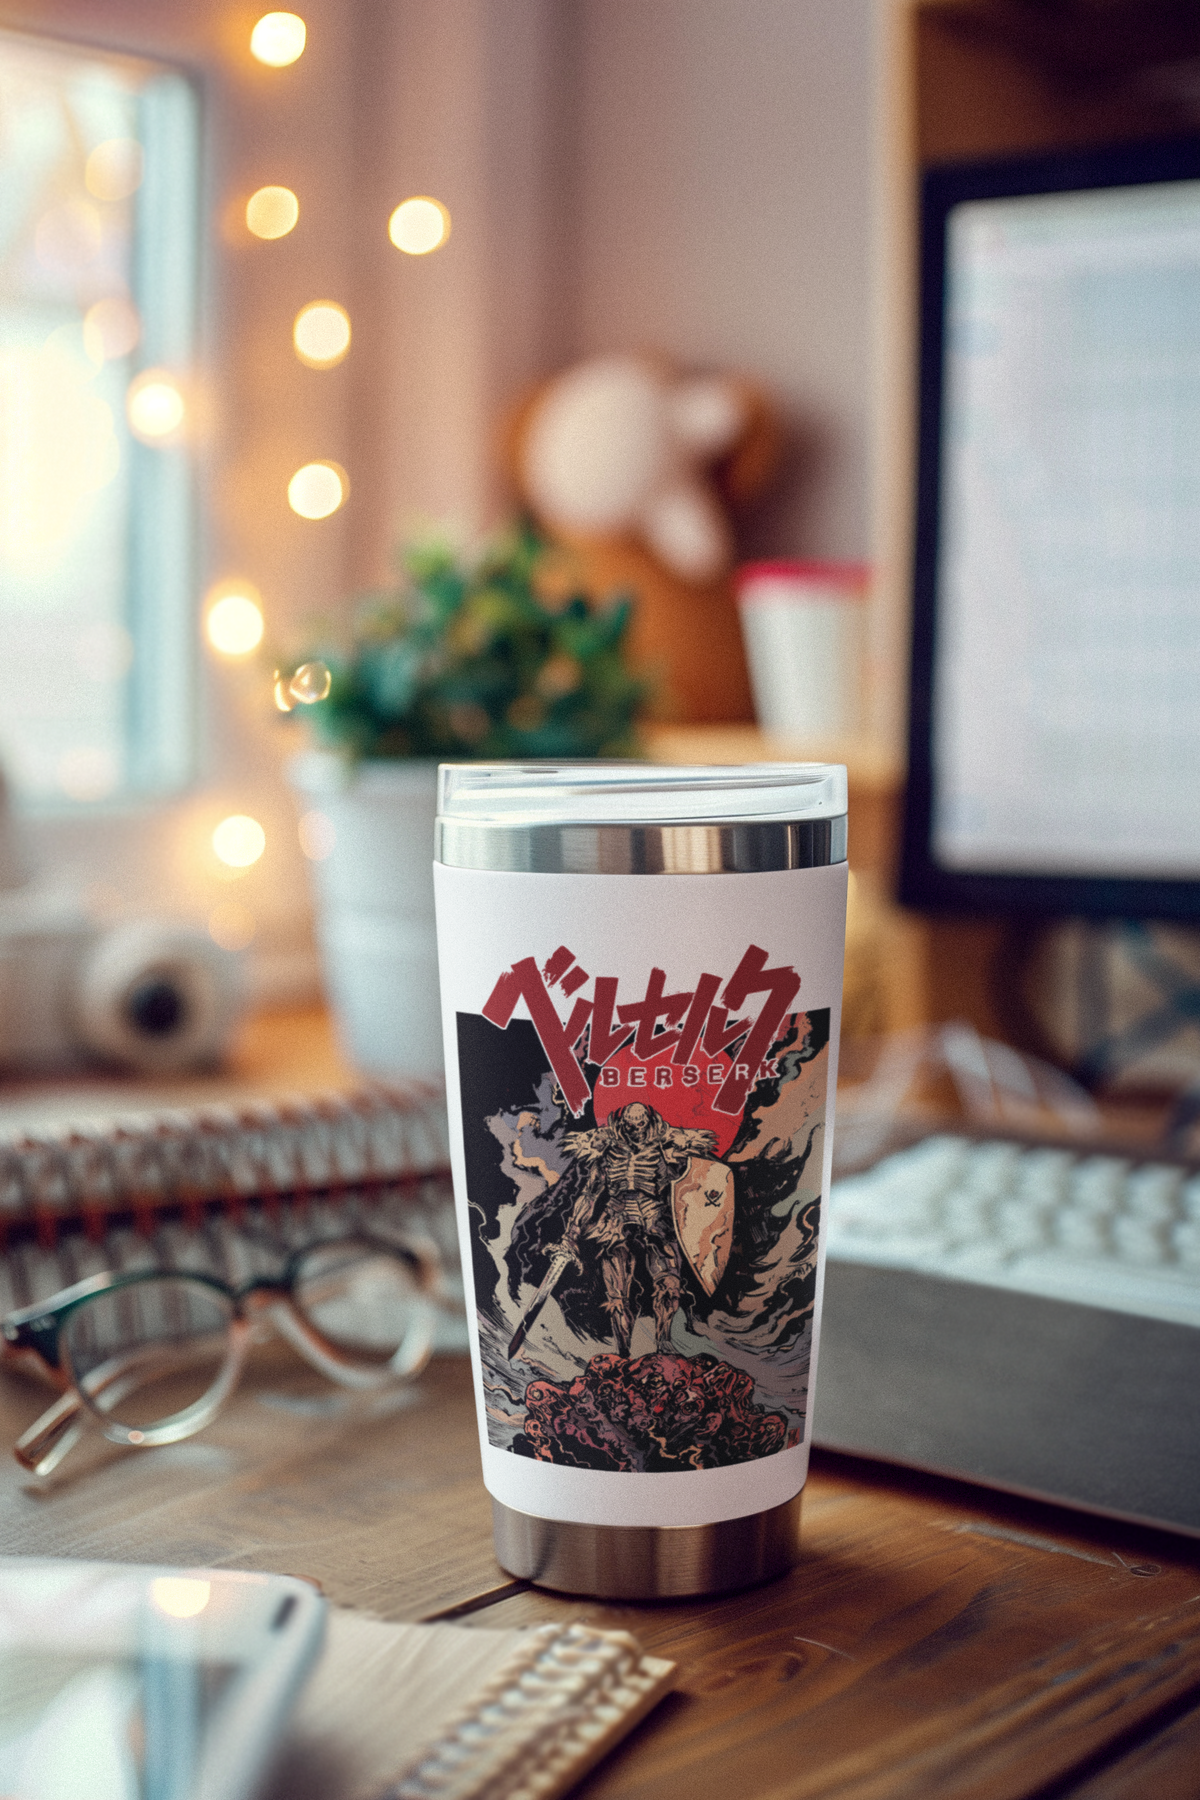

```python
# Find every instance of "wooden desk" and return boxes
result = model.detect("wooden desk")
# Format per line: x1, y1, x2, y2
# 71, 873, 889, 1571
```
5, 1350, 1200, 1800
0, 1002, 1195, 1796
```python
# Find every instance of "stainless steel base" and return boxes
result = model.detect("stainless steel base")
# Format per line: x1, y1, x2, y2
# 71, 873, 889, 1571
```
491, 1493, 803, 1599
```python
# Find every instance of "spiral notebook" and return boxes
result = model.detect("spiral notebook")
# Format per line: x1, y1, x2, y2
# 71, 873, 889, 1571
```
0, 1083, 463, 1327
268, 1610, 675, 1800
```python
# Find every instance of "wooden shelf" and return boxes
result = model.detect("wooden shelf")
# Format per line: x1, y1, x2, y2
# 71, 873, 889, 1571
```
921, 0, 1200, 92
644, 724, 901, 795
0, 1005, 357, 1133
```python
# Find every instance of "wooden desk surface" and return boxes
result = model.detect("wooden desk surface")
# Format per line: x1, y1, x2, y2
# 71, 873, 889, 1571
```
4, 1350, 1200, 1800
1, 1002, 1195, 1795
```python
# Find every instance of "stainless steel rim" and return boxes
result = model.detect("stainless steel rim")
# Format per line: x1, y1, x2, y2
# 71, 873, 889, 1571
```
436, 817, 846, 874
491, 1493, 803, 1598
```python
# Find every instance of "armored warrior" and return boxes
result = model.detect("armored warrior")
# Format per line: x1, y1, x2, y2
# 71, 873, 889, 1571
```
553, 1102, 721, 1356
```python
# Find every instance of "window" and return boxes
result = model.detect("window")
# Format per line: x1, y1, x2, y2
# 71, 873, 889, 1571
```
0, 27, 198, 808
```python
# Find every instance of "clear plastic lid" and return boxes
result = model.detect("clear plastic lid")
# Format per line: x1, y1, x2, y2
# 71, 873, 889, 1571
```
436, 762, 847, 827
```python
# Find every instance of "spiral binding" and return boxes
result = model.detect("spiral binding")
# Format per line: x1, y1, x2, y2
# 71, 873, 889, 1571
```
0, 1084, 462, 1328
0, 1083, 449, 1231
388, 1623, 673, 1800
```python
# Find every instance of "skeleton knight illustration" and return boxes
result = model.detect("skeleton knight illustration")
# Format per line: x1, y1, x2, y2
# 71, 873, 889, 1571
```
508, 1101, 734, 1359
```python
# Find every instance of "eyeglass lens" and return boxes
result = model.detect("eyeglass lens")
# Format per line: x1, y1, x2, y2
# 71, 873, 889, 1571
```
58, 1243, 431, 1434
291, 1241, 431, 1366
62, 1276, 236, 1434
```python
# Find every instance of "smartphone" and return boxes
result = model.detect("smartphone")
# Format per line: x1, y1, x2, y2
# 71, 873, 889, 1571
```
0, 1557, 326, 1800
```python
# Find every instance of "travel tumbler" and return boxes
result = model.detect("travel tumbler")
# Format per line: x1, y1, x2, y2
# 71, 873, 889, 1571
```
434, 763, 847, 1598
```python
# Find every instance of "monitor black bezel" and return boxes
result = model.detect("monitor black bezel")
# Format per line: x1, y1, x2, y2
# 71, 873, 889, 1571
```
900, 135, 1200, 922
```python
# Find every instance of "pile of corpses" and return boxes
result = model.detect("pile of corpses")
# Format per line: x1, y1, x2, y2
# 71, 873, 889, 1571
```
513, 1351, 798, 1471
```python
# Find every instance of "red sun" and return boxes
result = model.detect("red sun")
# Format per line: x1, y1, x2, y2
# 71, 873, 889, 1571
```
590, 1044, 744, 1156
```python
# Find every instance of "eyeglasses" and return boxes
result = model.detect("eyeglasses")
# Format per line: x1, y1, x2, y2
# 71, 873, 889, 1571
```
1, 1234, 443, 1476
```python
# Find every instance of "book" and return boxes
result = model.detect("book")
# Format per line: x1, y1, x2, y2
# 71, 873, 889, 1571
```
265, 1609, 675, 1800
0, 1084, 464, 1334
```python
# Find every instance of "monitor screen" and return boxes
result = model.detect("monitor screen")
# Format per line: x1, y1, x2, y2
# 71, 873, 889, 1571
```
902, 140, 1200, 919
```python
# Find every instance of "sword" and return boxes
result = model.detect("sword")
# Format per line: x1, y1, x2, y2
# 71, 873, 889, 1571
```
508, 1246, 575, 1360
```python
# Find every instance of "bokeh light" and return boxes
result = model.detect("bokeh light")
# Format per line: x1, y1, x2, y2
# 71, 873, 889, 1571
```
0, 339, 119, 569
126, 369, 185, 442
85, 138, 144, 202
208, 900, 257, 951
150, 1578, 211, 1619
288, 660, 331, 702
212, 814, 266, 869
206, 585, 265, 656
298, 809, 336, 861
250, 12, 307, 66
287, 461, 346, 519
246, 185, 299, 240
83, 296, 141, 363
293, 301, 351, 368
388, 196, 450, 255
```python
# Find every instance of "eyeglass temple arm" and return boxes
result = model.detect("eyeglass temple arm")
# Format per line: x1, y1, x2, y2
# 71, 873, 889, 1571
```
14, 1389, 86, 1477
13, 1322, 253, 1476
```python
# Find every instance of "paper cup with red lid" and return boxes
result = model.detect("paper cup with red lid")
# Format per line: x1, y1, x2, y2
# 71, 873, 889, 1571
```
735, 561, 870, 738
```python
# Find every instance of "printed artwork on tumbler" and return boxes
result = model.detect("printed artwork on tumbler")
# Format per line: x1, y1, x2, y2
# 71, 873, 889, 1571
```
456, 940, 830, 1473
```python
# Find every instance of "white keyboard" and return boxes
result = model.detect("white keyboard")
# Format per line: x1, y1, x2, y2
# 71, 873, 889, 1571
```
826, 1135, 1200, 1329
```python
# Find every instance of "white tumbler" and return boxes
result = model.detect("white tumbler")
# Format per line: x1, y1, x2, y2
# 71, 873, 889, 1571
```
434, 763, 847, 1598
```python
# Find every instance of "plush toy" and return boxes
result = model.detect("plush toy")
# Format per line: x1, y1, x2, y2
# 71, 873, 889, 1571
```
507, 354, 780, 722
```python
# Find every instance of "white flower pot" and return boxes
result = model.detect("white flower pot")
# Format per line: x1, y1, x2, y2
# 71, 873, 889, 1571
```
288, 754, 443, 1079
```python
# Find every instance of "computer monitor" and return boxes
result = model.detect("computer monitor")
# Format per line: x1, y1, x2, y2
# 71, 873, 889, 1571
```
901, 137, 1200, 922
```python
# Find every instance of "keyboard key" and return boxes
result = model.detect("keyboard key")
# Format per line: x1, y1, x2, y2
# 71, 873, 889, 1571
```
828, 1135, 1200, 1328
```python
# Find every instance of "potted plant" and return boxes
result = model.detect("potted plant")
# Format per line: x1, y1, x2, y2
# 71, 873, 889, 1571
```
281, 522, 645, 1079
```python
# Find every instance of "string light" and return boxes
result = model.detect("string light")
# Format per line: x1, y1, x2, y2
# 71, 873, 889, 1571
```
126, 370, 185, 442
287, 461, 347, 519
205, 583, 264, 656
388, 196, 451, 255
212, 814, 266, 869
293, 301, 351, 368
250, 12, 306, 66
246, 186, 299, 240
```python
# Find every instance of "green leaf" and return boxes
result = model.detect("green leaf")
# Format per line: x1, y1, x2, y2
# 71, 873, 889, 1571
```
279, 521, 651, 762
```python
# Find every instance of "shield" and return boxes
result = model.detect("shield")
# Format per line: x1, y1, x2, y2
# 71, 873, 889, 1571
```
671, 1157, 734, 1296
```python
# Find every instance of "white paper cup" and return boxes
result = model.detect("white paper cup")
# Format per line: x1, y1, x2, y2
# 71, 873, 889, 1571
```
735, 561, 869, 738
